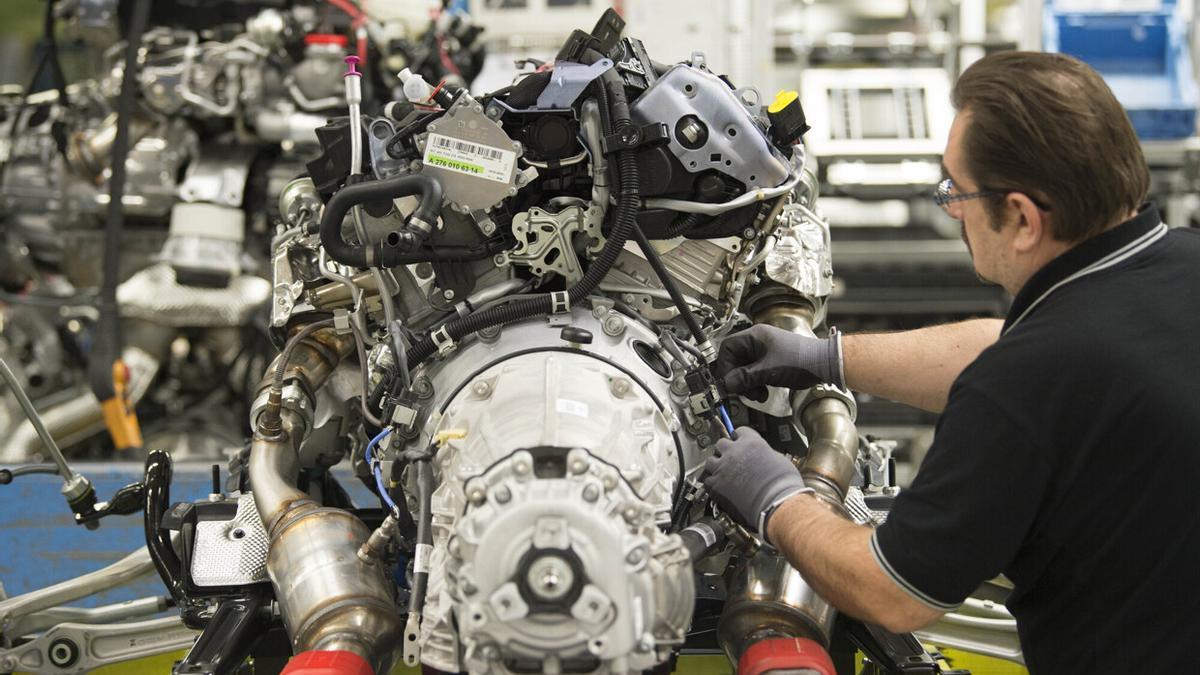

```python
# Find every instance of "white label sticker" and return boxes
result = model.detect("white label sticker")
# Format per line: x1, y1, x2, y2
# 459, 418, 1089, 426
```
556, 399, 590, 418
423, 133, 515, 184
414, 543, 433, 574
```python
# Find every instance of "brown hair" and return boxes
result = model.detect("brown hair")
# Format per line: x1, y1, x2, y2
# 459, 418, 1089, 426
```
951, 51, 1150, 242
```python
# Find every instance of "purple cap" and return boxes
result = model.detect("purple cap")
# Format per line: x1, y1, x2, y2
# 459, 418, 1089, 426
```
344, 55, 361, 78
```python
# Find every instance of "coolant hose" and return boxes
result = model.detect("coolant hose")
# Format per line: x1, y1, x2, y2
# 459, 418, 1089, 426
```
404, 68, 637, 368
320, 174, 444, 268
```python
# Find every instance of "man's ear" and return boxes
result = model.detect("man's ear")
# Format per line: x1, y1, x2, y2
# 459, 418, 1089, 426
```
1007, 193, 1049, 253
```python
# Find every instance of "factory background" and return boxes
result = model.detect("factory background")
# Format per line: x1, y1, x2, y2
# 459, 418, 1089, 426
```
0, 1, 1191, 674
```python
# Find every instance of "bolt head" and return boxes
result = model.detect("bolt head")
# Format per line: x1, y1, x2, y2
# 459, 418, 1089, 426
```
443, 289, 456, 300
472, 381, 491, 396
569, 458, 588, 474
462, 580, 478, 596
494, 485, 512, 504
626, 547, 645, 565
582, 484, 600, 502
467, 484, 487, 506
413, 377, 435, 400
697, 434, 714, 447
671, 377, 690, 396
601, 314, 625, 337
610, 378, 631, 397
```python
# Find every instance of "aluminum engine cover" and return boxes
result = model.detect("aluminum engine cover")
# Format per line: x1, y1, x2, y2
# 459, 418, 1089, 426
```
401, 306, 706, 673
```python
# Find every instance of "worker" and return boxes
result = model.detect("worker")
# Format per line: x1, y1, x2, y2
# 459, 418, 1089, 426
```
705, 50, 1200, 674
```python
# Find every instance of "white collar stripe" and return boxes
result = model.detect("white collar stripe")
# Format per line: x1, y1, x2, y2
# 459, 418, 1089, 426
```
1004, 223, 1168, 334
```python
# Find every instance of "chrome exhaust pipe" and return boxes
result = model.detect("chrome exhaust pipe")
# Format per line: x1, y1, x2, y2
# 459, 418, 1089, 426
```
248, 327, 401, 672
718, 299, 859, 664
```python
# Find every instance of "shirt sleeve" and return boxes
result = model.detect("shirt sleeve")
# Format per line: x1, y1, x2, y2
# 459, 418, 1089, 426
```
872, 383, 1053, 611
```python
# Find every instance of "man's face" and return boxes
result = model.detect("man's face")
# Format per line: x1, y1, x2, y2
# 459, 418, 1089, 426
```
941, 111, 1016, 289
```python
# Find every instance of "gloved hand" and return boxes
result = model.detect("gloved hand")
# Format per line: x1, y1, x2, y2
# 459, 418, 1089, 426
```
716, 324, 843, 402
703, 427, 812, 543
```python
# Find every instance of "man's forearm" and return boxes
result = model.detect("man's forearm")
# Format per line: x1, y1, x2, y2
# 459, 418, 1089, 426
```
841, 318, 1001, 412
766, 494, 942, 633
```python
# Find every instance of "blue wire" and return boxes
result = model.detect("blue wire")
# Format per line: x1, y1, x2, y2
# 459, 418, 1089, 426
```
717, 404, 735, 436
366, 427, 398, 512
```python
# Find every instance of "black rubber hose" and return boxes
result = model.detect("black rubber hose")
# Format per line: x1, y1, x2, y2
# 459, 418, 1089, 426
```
404, 67, 637, 368
89, 0, 151, 404
0, 464, 59, 484
408, 458, 433, 615
629, 222, 707, 346
679, 516, 726, 561
143, 449, 184, 604
320, 174, 444, 268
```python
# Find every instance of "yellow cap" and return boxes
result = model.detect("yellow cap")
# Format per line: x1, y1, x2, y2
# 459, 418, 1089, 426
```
768, 90, 800, 114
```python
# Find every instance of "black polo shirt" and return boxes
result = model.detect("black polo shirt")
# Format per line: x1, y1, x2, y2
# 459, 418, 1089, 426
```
870, 205, 1200, 674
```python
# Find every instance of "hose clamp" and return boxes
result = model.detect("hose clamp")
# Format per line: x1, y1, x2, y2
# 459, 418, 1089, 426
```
408, 216, 435, 235
792, 383, 857, 422
550, 291, 571, 314
431, 326, 457, 358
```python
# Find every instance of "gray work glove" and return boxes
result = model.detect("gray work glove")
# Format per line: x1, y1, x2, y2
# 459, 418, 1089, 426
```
703, 427, 812, 543
716, 324, 843, 402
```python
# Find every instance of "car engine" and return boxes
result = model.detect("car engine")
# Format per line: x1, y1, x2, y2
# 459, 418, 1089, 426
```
0, 6, 983, 675
0, 0, 485, 463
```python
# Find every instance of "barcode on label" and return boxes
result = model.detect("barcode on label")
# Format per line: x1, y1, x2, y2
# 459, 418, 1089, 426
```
432, 135, 504, 161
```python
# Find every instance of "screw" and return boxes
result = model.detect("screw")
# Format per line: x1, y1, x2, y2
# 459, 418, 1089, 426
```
625, 548, 645, 565
601, 314, 625, 337
481, 645, 499, 660
412, 377, 435, 400
623, 506, 639, 522
591, 305, 608, 319
467, 483, 487, 506
741, 227, 757, 240
516, 173, 528, 185
610, 378, 631, 397
494, 485, 511, 504
569, 457, 588, 474
603, 475, 617, 491
428, 124, 438, 132
443, 289, 455, 300
493, 254, 507, 266
582, 484, 600, 502
482, 222, 496, 235
462, 580, 477, 596
671, 376, 689, 396
472, 381, 492, 397
697, 434, 713, 447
